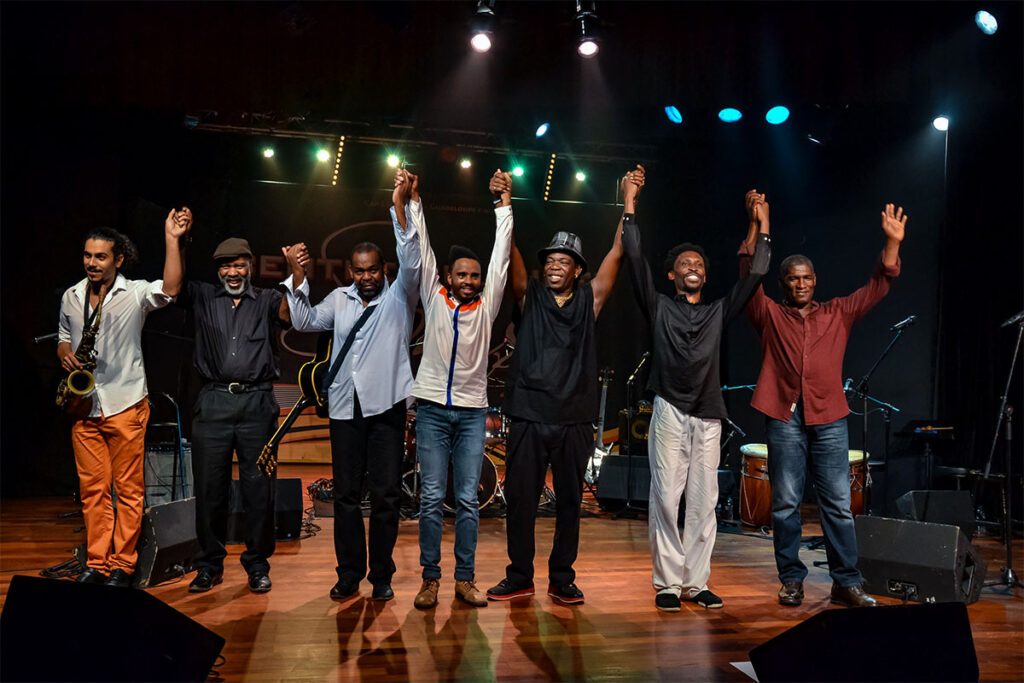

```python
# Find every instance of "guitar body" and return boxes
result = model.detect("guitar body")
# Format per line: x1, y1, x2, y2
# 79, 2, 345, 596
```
257, 331, 334, 476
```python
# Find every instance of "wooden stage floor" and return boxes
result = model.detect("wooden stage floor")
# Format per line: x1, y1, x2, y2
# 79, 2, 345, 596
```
2, 464, 1022, 682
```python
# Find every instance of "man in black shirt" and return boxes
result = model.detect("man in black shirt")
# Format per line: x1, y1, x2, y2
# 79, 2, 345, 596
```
623, 189, 770, 612
486, 167, 642, 605
178, 236, 298, 594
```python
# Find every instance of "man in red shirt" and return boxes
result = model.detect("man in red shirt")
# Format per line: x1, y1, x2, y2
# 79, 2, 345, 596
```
740, 203, 907, 608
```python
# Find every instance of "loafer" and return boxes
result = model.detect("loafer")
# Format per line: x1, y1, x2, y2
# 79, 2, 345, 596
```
75, 567, 108, 585
486, 578, 535, 601
248, 572, 272, 593
189, 569, 224, 593
830, 583, 877, 608
687, 589, 723, 609
104, 568, 134, 588
330, 579, 358, 600
372, 584, 394, 602
778, 581, 804, 606
655, 592, 681, 612
414, 579, 440, 609
454, 580, 488, 607
547, 583, 584, 605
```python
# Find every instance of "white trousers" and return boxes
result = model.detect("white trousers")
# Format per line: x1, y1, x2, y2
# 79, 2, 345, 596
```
648, 395, 722, 598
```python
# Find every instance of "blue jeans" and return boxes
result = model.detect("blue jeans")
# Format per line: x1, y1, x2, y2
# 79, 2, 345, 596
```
416, 401, 487, 581
766, 404, 862, 587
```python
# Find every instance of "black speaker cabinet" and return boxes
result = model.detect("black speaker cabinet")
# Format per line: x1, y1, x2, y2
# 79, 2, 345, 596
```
617, 408, 650, 457
0, 575, 225, 682
856, 515, 986, 604
227, 477, 303, 543
135, 497, 201, 588
750, 602, 978, 682
596, 454, 650, 505
896, 489, 976, 538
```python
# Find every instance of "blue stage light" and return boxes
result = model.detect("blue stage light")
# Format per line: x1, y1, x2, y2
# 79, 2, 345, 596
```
664, 106, 683, 124
718, 108, 742, 123
535, 123, 550, 137
765, 106, 791, 125
975, 10, 998, 35
933, 116, 950, 132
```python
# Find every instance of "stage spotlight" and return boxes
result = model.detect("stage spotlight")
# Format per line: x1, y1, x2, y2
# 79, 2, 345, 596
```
765, 106, 791, 125
471, 0, 496, 52
387, 154, 401, 168
316, 149, 330, 162
262, 147, 275, 159
575, 171, 586, 182
664, 106, 683, 124
933, 116, 950, 131
975, 10, 998, 35
575, 1, 600, 58
512, 166, 524, 177
460, 158, 472, 169
535, 123, 550, 137
718, 108, 743, 123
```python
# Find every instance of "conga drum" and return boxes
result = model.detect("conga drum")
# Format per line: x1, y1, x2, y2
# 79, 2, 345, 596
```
740, 443, 772, 528
848, 450, 867, 516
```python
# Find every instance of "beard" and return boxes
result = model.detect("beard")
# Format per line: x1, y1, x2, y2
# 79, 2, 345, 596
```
219, 271, 251, 296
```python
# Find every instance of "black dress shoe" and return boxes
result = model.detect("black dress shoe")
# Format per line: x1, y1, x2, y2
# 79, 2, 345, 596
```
248, 572, 272, 593
189, 569, 224, 593
104, 569, 134, 588
830, 583, 878, 608
371, 584, 394, 602
778, 581, 804, 606
75, 567, 108, 584
330, 579, 358, 600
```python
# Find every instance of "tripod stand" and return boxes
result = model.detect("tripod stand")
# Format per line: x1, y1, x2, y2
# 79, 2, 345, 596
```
614, 352, 649, 519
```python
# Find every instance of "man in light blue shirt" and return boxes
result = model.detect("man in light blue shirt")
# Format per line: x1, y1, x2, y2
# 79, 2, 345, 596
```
282, 170, 420, 601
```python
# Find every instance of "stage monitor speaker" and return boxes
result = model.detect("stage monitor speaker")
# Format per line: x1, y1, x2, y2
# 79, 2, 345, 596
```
227, 477, 303, 543
617, 408, 650, 458
135, 497, 201, 588
0, 574, 225, 682
856, 515, 986, 604
596, 455, 650, 505
896, 489, 976, 538
749, 602, 978, 682
144, 442, 193, 507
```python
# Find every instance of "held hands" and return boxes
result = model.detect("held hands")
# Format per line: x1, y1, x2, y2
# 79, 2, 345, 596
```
745, 190, 769, 227
165, 207, 193, 241
281, 243, 311, 276
881, 203, 907, 243
621, 164, 645, 209
392, 169, 419, 206
489, 169, 513, 206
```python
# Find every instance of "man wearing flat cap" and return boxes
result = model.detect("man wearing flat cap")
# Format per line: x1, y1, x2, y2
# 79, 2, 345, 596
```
177, 233, 299, 594
487, 166, 643, 606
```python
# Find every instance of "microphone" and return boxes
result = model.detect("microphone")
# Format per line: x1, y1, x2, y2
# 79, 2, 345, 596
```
1001, 309, 1024, 328
628, 351, 650, 384
890, 315, 917, 331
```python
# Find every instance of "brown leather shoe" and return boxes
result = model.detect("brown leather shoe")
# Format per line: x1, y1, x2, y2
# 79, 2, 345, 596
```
414, 579, 439, 609
454, 580, 488, 607
778, 581, 804, 606
830, 583, 878, 608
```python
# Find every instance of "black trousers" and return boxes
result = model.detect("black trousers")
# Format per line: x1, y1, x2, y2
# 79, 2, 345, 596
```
192, 385, 278, 574
503, 419, 592, 588
329, 396, 406, 587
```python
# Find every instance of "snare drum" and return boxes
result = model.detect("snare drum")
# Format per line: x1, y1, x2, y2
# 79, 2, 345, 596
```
739, 443, 771, 528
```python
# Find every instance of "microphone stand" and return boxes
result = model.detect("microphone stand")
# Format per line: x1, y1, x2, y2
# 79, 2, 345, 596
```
615, 352, 648, 520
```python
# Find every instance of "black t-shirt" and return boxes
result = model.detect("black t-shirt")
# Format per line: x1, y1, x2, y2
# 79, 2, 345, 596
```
504, 277, 598, 424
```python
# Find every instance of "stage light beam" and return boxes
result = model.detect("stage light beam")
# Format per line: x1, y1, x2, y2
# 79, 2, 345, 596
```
262, 148, 275, 159
765, 106, 791, 125
575, 171, 586, 182
575, 1, 600, 58
933, 116, 950, 132
664, 106, 683, 124
535, 123, 550, 137
512, 166, 524, 177
387, 154, 401, 168
460, 158, 472, 169
316, 149, 330, 162
975, 10, 998, 35
471, 33, 492, 52
718, 108, 743, 123
471, 0, 496, 52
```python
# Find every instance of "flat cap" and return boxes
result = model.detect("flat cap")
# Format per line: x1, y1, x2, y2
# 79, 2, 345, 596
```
213, 237, 253, 261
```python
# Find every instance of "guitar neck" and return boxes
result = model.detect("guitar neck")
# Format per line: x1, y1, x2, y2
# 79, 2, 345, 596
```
263, 396, 313, 455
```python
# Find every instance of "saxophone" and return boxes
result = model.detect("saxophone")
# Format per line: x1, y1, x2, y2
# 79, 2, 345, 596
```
56, 287, 104, 419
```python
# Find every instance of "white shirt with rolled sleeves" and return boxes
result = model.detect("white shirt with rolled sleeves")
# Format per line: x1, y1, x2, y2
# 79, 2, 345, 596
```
282, 203, 421, 420
411, 202, 511, 409
57, 273, 175, 418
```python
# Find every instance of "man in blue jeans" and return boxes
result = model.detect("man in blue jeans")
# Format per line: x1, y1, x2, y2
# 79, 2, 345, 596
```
741, 203, 908, 607
408, 169, 513, 609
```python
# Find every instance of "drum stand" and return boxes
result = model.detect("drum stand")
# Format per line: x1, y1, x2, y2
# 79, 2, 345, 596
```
614, 355, 649, 520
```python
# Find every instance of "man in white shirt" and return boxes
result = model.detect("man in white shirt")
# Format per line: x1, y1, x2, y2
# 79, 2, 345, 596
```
57, 210, 188, 587
282, 170, 420, 602
409, 170, 512, 609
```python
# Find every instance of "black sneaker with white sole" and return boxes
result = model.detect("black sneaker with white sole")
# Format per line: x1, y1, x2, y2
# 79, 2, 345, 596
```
655, 592, 681, 612
686, 589, 723, 609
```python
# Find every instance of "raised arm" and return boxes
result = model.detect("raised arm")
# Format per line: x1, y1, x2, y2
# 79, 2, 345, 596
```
484, 170, 514, 320
279, 243, 310, 323
724, 191, 771, 324
281, 243, 336, 331
738, 190, 772, 330
880, 203, 906, 267
620, 169, 657, 325
407, 172, 440, 304
497, 169, 528, 309
391, 170, 421, 301
161, 207, 191, 297
592, 164, 645, 318
836, 203, 906, 319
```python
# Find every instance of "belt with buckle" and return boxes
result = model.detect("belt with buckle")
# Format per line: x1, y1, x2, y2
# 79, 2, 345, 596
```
209, 381, 273, 394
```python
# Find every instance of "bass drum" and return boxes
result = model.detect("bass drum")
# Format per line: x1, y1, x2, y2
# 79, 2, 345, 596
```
444, 455, 498, 512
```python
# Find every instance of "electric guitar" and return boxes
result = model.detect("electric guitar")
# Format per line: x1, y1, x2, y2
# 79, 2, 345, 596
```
256, 332, 333, 477
585, 367, 614, 485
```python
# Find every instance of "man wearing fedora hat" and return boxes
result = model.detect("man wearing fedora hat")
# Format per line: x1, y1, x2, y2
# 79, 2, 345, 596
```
178, 232, 298, 594
487, 165, 645, 605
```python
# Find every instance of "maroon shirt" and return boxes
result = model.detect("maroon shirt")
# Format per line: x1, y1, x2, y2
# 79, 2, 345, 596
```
739, 244, 900, 425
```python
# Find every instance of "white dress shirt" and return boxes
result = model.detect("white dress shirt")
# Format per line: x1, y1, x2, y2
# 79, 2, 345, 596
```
283, 204, 421, 420
58, 273, 174, 418
411, 203, 511, 408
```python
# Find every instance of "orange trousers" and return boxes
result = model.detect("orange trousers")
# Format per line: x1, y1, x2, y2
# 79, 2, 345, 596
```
71, 398, 149, 572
